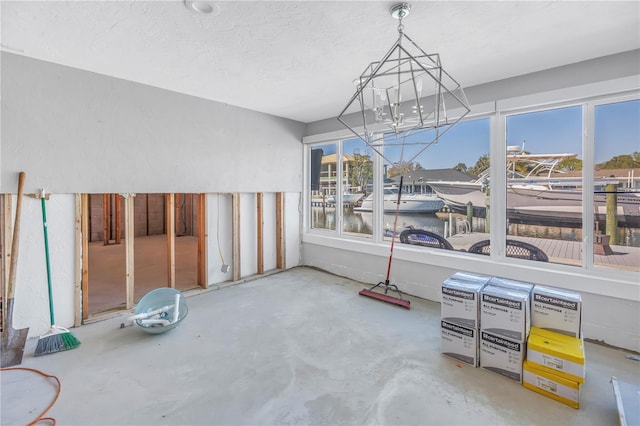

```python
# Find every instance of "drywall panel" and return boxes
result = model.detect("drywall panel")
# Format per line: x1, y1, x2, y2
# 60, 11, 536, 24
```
207, 193, 233, 285
11, 194, 76, 337
285, 192, 301, 268
1, 53, 304, 194
240, 193, 258, 278
263, 193, 277, 272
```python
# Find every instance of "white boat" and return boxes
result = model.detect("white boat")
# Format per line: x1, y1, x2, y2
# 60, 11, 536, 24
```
326, 193, 365, 204
355, 187, 444, 214
427, 147, 640, 225
507, 182, 640, 225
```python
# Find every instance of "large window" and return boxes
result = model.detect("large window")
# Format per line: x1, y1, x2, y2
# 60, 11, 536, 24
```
376, 119, 490, 251
305, 95, 639, 274
342, 138, 373, 238
505, 105, 583, 266
310, 143, 337, 231
308, 118, 491, 249
593, 99, 640, 269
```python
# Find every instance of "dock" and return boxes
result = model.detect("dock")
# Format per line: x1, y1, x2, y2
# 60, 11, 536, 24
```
445, 233, 639, 270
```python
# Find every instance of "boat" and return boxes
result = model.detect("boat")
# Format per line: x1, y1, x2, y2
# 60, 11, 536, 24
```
326, 193, 365, 204
355, 186, 444, 214
427, 146, 640, 226
507, 181, 640, 225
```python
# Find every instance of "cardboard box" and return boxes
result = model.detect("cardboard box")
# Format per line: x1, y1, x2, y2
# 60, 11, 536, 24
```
480, 285, 530, 342
523, 360, 581, 409
441, 320, 478, 367
480, 331, 524, 382
441, 276, 487, 329
449, 272, 492, 286
527, 327, 585, 383
488, 277, 534, 294
531, 285, 582, 338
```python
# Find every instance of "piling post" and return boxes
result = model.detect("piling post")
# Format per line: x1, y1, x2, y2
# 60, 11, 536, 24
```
485, 196, 490, 233
605, 183, 618, 245
466, 202, 473, 227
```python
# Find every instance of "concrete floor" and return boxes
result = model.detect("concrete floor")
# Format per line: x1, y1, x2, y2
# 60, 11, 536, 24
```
2, 267, 638, 425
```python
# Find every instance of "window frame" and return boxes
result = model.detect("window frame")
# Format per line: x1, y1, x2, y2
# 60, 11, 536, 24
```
303, 84, 640, 300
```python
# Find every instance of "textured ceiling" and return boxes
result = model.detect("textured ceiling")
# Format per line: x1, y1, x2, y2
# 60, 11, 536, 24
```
2, 1, 639, 123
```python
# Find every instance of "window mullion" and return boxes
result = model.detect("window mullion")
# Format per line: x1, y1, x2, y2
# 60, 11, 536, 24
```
336, 140, 343, 235
583, 103, 595, 269
493, 113, 507, 258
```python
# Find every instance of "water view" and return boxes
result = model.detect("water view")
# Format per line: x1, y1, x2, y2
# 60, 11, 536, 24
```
312, 206, 640, 247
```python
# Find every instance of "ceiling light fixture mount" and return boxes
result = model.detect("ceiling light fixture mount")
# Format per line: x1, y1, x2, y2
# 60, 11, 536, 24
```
390, 2, 411, 20
184, 1, 218, 16
337, 2, 471, 165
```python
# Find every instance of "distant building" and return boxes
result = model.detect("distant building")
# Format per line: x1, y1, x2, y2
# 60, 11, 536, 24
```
316, 153, 358, 196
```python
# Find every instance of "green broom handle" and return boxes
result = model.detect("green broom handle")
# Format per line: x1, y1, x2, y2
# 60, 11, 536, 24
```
41, 196, 56, 326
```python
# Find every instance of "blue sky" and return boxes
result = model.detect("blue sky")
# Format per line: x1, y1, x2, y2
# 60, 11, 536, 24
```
594, 99, 640, 163
328, 99, 639, 169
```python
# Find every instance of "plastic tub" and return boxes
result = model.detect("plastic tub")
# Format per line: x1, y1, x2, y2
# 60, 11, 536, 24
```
134, 288, 188, 334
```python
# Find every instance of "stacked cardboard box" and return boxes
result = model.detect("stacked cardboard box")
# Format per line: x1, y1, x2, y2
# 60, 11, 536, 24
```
487, 276, 534, 294
523, 327, 585, 408
479, 285, 530, 382
440, 272, 491, 367
531, 285, 582, 338
440, 276, 585, 408
524, 285, 584, 408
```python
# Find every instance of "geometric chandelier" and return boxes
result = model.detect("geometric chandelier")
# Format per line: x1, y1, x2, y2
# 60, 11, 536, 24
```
337, 2, 471, 166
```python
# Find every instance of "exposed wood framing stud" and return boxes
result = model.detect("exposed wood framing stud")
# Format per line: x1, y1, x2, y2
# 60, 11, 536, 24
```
81, 194, 89, 320
197, 194, 207, 288
166, 194, 176, 289
115, 194, 122, 244
175, 194, 182, 236
232, 193, 241, 282
276, 192, 285, 269
257, 193, 264, 275
124, 195, 135, 309
74, 194, 82, 327
103, 194, 109, 244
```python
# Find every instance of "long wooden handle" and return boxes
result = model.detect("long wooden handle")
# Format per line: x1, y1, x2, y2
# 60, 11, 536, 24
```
7, 172, 25, 299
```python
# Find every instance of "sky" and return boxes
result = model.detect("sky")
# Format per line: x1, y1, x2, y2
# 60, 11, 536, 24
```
331, 99, 639, 170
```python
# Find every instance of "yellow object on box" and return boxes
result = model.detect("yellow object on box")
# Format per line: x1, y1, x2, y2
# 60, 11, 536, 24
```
527, 327, 585, 383
523, 360, 581, 409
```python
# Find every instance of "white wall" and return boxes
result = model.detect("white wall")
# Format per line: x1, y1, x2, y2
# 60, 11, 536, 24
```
10, 194, 76, 334
1, 53, 305, 193
302, 237, 640, 352
263, 193, 277, 271
204, 192, 299, 285
2, 53, 304, 337
285, 192, 302, 268
206, 193, 234, 284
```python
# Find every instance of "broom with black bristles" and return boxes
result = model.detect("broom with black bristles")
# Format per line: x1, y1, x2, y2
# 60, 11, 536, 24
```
34, 189, 80, 356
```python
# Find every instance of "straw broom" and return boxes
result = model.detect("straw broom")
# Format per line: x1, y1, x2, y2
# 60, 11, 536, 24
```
34, 190, 80, 356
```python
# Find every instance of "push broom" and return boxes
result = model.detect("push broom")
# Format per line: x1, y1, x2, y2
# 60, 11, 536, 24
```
34, 190, 81, 356
359, 176, 411, 309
